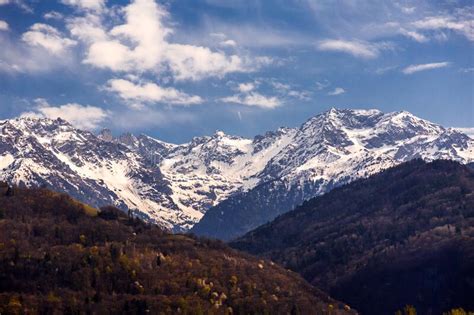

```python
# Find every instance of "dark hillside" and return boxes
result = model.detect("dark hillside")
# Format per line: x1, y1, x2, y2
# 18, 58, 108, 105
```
231, 160, 474, 315
0, 187, 354, 314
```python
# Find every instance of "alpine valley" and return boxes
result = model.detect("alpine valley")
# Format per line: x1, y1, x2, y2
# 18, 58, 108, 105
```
0, 108, 473, 236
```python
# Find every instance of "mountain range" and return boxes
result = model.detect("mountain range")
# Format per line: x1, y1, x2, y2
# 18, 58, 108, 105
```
0, 109, 472, 233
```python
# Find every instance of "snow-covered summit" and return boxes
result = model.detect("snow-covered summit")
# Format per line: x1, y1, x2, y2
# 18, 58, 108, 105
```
0, 109, 473, 231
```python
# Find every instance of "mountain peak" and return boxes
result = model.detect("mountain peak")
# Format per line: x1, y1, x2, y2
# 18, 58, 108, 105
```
98, 128, 113, 142
214, 130, 226, 137
1, 108, 473, 233
6, 116, 72, 128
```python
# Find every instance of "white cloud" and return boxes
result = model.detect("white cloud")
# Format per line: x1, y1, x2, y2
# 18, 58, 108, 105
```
107, 79, 203, 106
287, 90, 311, 101
221, 79, 296, 108
316, 39, 390, 59
22, 23, 77, 55
412, 13, 474, 41
270, 80, 311, 101
220, 39, 237, 47
44, 11, 64, 20
269, 80, 311, 101
61, 0, 105, 12
400, 29, 429, 43
328, 87, 346, 96
68, 0, 261, 81
0, 20, 9, 31
0, 35, 72, 74
21, 99, 108, 130
237, 82, 256, 93
271, 81, 291, 90
0, 0, 31, 11
165, 43, 247, 80
221, 92, 281, 109
67, 14, 107, 43
402, 62, 450, 74
413, 16, 464, 30
299, 1, 472, 45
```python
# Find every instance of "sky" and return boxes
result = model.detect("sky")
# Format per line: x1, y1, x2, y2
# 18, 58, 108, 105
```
0, 0, 472, 143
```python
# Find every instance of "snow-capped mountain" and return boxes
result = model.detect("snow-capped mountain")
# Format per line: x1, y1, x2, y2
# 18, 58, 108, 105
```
0, 118, 182, 229
191, 108, 474, 239
0, 109, 472, 233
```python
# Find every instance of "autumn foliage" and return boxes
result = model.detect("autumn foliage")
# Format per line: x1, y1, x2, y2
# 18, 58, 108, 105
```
0, 188, 353, 314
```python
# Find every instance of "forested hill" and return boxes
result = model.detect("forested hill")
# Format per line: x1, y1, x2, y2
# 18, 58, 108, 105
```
231, 160, 474, 315
0, 187, 354, 314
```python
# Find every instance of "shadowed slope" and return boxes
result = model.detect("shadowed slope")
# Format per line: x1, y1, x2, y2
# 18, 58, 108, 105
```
231, 160, 474, 315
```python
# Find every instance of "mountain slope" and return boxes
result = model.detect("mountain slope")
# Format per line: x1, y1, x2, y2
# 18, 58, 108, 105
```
0, 186, 355, 314
0, 118, 192, 230
192, 109, 474, 240
230, 160, 474, 314
1, 109, 473, 233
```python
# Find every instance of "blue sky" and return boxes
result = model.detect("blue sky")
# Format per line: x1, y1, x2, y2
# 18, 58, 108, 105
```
0, 0, 472, 143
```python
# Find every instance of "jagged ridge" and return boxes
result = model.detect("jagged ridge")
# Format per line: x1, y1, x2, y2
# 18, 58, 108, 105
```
0, 108, 472, 232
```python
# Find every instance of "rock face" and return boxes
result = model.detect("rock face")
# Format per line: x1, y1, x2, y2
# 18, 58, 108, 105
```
0, 109, 473, 232
230, 160, 474, 315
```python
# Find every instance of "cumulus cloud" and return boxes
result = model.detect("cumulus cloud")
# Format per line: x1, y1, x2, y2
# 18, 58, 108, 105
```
237, 82, 256, 93
68, 0, 263, 81
328, 87, 346, 96
21, 99, 109, 130
402, 62, 450, 74
67, 14, 107, 43
1, 22, 76, 73
316, 39, 391, 59
106, 79, 203, 106
221, 93, 281, 109
0, 20, 9, 31
0, 35, 73, 74
165, 44, 247, 80
22, 23, 77, 55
